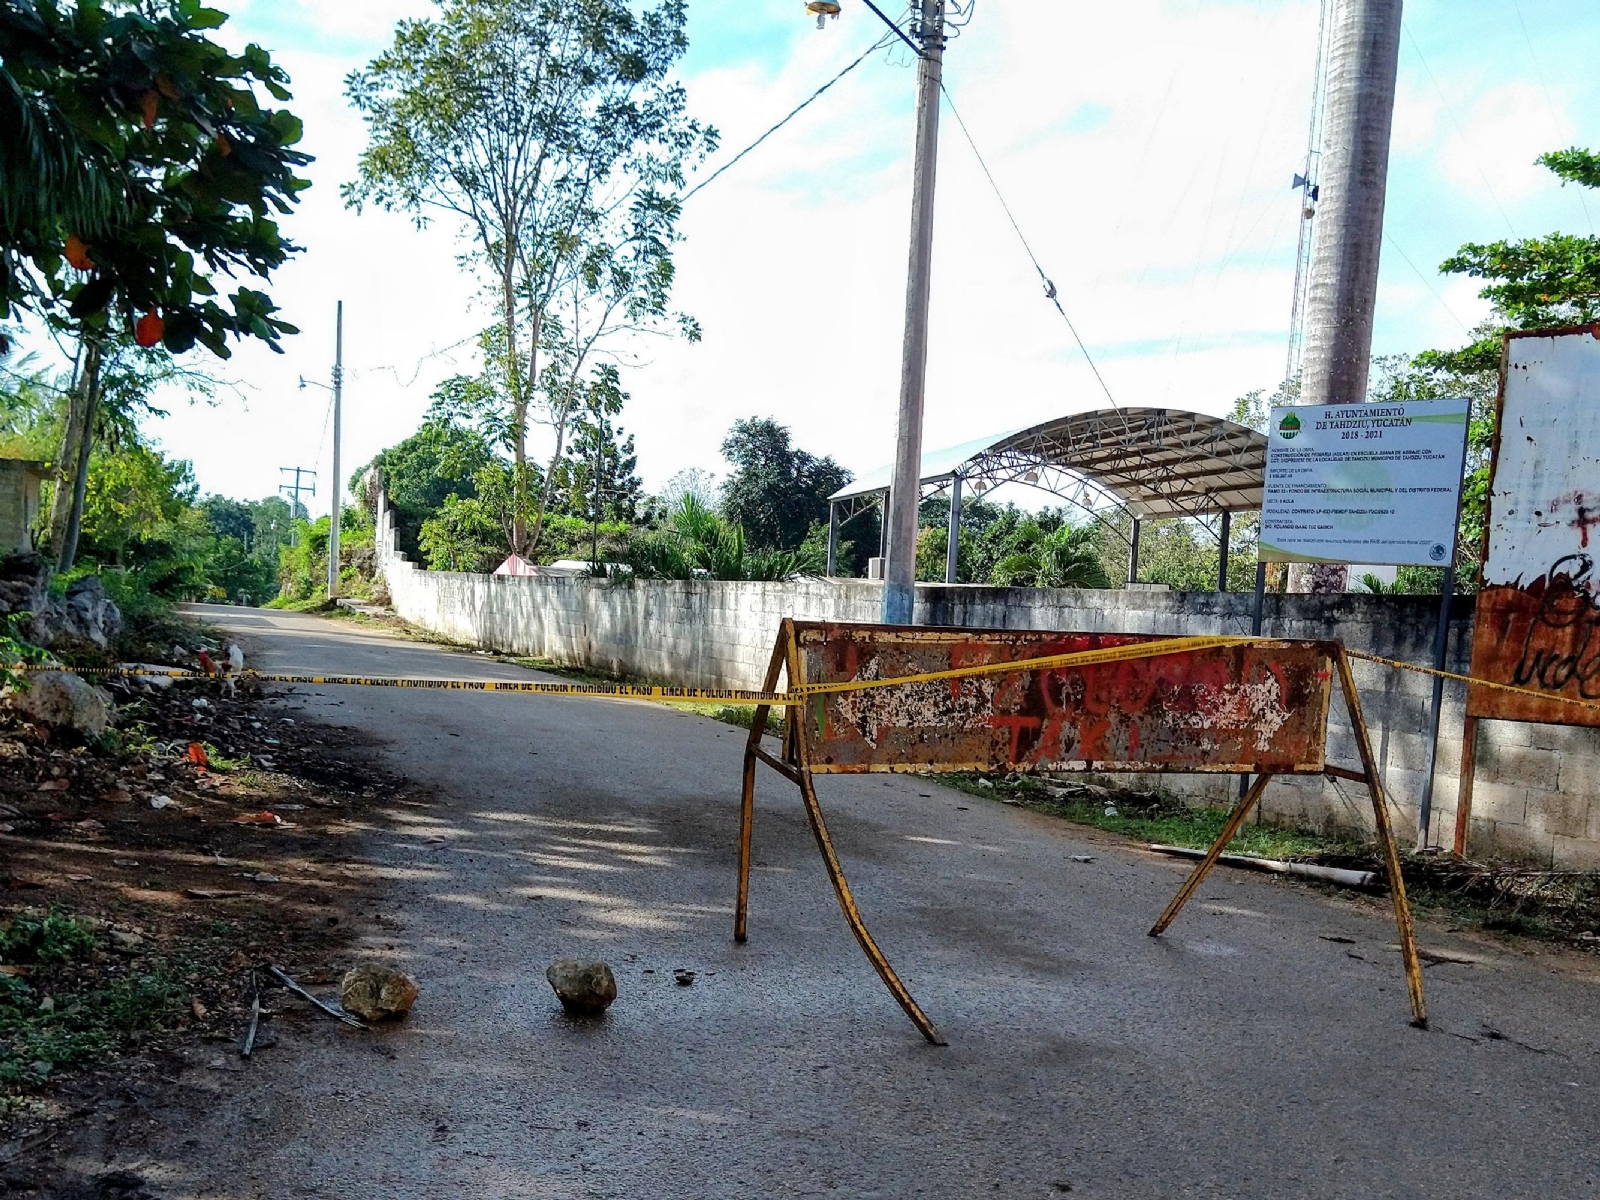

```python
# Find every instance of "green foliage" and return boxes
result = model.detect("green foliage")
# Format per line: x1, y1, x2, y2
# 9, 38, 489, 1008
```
361, 404, 497, 559
0, 927, 184, 1087
0, 358, 63, 457
0, 613, 48, 692
273, 507, 378, 605
0, 908, 96, 966
1431, 145, 1600, 373
544, 365, 644, 524
990, 521, 1110, 589
345, 0, 716, 555
418, 494, 501, 573
628, 495, 816, 581
719, 418, 850, 553
1, 0, 310, 356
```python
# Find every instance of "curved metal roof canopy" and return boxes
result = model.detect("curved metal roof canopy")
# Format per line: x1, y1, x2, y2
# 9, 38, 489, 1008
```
830, 407, 1266, 520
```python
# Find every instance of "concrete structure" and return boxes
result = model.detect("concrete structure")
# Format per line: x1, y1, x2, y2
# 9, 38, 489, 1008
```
0, 457, 47, 556
373, 487, 1600, 867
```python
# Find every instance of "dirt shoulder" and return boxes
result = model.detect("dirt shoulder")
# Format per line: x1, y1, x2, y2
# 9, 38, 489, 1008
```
0, 649, 414, 1196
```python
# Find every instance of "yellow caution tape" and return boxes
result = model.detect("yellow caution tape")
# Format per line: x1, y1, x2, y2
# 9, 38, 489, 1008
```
1342, 649, 1600, 717
794, 635, 1259, 696
16, 664, 802, 708
25, 639, 1595, 719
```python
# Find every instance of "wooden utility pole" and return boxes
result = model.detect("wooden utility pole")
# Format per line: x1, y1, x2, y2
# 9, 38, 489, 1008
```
882, 0, 945, 625
1294, 0, 1403, 593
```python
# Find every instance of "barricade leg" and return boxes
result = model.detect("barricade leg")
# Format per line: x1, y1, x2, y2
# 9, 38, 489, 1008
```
794, 768, 946, 1046
736, 633, 792, 944
1336, 651, 1428, 1028
1148, 773, 1274, 936
782, 629, 945, 1045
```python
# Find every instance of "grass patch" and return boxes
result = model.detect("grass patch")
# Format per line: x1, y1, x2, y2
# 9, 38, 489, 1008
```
946, 772, 1361, 862
0, 910, 185, 1090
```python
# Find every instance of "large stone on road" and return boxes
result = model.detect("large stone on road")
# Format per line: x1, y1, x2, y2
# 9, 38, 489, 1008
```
545, 959, 617, 1016
340, 964, 420, 1021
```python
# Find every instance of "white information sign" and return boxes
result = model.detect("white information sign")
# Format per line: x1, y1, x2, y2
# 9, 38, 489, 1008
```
1260, 398, 1470, 567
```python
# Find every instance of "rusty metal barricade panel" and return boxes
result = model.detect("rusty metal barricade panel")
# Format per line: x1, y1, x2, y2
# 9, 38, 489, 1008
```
793, 623, 1334, 775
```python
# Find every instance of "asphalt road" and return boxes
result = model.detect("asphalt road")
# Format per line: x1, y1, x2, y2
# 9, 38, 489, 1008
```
120, 607, 1600, 1197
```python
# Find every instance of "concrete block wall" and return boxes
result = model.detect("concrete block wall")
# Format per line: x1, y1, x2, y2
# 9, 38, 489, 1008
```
374, 489, 1600, 867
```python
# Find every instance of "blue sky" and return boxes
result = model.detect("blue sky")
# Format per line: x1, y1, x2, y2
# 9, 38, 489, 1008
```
105, 0, 1600, 507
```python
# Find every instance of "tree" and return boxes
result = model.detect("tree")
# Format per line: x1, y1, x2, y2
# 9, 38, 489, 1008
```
346, 0, 716, 554
628, 495, 816, 581
656, 467, 718, 513
1431, 147, 1600, 372
544, 363, 643, 526
719, 418, 851, 553
360, 405, 497, 560
990, 521, 1110, 589
2, 0, 311, 568
418, 493, 503, 572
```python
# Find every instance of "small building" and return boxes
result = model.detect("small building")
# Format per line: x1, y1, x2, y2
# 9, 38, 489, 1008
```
0, 458, 48, 557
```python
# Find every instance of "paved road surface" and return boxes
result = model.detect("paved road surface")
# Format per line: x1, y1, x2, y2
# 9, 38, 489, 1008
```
118, 608, 1600, 1197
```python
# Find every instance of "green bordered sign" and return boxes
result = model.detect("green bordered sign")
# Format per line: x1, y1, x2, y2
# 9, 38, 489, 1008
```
1260, 398, 1470, 567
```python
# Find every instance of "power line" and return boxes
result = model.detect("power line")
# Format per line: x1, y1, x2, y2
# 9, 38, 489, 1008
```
1384, 233, 1474, 336
938, 82, 1121, 411
1509, 0, 1593, 233
1402, 22, 1519, 240
682, 34, 893, 203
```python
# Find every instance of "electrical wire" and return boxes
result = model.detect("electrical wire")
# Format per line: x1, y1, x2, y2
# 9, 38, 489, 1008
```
682, 33, 894, 203
1384, 233, 1474, 336
1402, 22, 1519, 239
938, 82, 1121, 411
1509, 0, 1593, 233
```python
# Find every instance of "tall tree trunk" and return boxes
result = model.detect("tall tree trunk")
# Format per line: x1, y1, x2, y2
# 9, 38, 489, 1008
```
1292, 0, 1403, 594
46, 340, 100, 564
58, 344, 103, 572
501, 248, 526, 554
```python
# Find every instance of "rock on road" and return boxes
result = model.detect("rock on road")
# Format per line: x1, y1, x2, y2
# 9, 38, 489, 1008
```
127, 607, 1600, 1197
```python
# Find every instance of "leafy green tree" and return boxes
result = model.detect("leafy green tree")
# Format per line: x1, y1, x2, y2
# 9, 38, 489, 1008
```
2, 1, 310, 568
346, 0, 716, 555
991, 521, 1110, 589
1432, 148, 1600, 372
545, 364, 643, 524
361, 410, 497, 560
418, 494, 503, 572
629, 495, 816, 581
719, 417, 851, 553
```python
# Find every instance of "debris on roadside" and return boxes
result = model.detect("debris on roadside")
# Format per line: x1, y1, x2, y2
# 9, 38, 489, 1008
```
673, 968, 696, 987
265, 964, 368, 1029
546, 959, 617, 1015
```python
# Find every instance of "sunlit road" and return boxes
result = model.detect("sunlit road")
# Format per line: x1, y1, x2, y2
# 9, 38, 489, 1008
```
128, 607, 1600, 1198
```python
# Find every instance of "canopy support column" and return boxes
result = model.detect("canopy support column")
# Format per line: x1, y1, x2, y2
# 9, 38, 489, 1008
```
945, 475, 963, 584
1217, 510, 1232, 592
826, 503, 840, 578
1127, 518, 1142, 585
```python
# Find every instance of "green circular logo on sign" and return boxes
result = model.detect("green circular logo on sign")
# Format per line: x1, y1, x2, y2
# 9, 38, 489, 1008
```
1278, 411, 1301, 440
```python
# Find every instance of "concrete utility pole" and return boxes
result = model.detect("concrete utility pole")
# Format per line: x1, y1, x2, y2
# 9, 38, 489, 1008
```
278, 467, 316, 548
1295, 0, 1403, 592
882, 0, 945, 625
326, 301, 344, 600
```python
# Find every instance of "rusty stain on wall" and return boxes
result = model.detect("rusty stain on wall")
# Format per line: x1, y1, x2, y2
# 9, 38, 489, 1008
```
794, 624, 1334, 775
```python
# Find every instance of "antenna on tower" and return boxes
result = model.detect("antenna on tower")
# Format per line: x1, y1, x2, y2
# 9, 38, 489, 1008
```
1284, 0, 1335, 388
